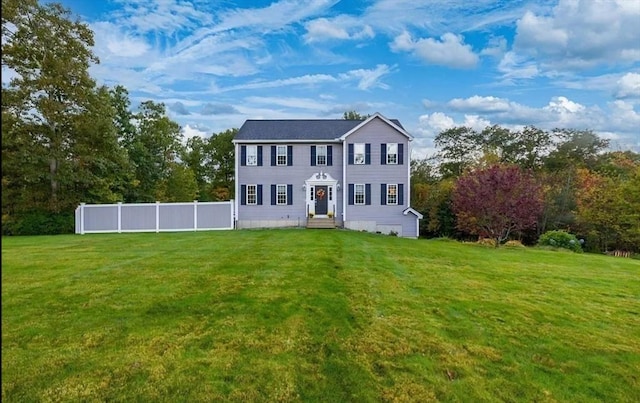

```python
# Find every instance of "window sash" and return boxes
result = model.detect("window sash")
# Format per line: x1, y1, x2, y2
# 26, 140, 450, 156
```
246, 185, 257, 205
277, 184, 287, 205
387, 143, 398, 165
316, 145, 327, 165
387, 184, 398, 205
355, 184, 365, 205
354, 143, 365, 165
276, 146, 287, 166
246, 145, 258, 166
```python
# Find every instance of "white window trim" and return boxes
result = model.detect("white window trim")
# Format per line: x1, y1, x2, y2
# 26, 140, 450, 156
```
246, 184, 257, 205
354, 143, 365, 165
246, 145, 258, 166
276, 184, 287, 205
355, 183, 365, 205
276, 145, 287, 166
316, 145, 327, 166
387, 143, 398, 165
387, 184, 398, 205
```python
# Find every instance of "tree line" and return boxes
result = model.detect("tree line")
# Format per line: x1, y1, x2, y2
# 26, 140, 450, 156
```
2, 0, 234, 234
2, 0, 638, 255
410, 126, 639, 253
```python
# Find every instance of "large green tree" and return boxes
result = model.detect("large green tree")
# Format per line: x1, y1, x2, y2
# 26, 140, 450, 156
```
2, 1, 136, 235
124, 101, 183, 202
206, 128, 237, 200
2, 0, 99, 212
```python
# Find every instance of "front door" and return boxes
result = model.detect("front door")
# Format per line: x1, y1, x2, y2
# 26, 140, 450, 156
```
315, 186, 328, 215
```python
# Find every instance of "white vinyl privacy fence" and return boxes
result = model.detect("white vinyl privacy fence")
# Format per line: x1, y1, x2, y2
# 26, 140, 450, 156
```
75, 201, 234, 234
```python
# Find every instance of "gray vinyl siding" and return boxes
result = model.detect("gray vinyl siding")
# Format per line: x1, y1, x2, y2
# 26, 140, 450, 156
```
344, 118, 409, 223
237, 142, 344, 226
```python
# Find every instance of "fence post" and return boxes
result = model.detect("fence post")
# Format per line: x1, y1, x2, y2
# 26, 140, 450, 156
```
156, 201, 160, 233
230, 199, 235, 229
117, 202, 122, 233
194, 200, 198, 231
80, 203, 85, 235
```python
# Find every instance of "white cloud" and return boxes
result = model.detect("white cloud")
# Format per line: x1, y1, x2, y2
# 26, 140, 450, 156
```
218, 65, 393, 93
219, 74, 337, 92
448, 95, 512, 113
390, 32, 479, 69
181, 124, 209, 143
615, 73, 640, 99
339, 64, 393, 90
304, 16, 375, 43
245, 96, 329, 110
413, 94, 640, 154
212, 0, 338, 34
513, 0, 640, 70
497, 51, 540, 81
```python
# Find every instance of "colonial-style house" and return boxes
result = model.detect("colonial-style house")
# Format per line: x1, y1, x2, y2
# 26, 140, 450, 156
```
232, 112, 423, 238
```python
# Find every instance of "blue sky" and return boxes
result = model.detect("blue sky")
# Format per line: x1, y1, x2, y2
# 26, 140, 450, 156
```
49, 0, 639, 158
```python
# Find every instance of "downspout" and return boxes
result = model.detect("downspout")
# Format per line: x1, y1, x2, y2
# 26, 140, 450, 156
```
342, 139, 347, 225
234, 142, 239, 229
407, 138, 411, 209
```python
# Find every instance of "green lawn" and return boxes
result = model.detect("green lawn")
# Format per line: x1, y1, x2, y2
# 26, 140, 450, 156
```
2, 229, 639, 402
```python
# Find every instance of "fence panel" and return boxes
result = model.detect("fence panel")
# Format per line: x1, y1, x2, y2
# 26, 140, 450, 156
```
75, 201, 234, 234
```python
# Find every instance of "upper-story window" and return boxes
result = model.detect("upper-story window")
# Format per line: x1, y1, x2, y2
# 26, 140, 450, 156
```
276, 145, 287, 166
316, 145, 327, 165
386, 143, 398, 165
241, 145, 262, 166
246, 145, 258, 166
354, 143, 365, 164
349, 143, 370, 165
381, 143, 403, 165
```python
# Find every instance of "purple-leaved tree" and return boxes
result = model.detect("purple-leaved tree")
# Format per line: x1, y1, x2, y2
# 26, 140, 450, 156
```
452, 165, 543, 247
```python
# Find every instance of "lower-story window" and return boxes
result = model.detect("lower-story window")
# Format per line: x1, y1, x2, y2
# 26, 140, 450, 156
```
348, 183, 371, 205
277, 184, 287, 205
380, 183, 404, 206
247, 184, 257, 205
355, 184, 365, 205
387, 184, 397, 205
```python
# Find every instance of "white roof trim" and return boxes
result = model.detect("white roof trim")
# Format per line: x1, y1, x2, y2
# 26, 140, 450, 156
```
403, 207, 423, 219
338, 112, 413, 141
232, 139, 340, 144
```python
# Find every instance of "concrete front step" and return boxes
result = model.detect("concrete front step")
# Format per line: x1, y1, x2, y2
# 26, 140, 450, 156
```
306, 218, 336, 229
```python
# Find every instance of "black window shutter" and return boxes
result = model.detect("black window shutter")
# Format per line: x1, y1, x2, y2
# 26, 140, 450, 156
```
287, 184, 293, 205
311, 146, 316, 166
257, 146, 263, 166
365, 184, 371, 205
271, 185, 276, 205
257, 185, 263, 205
287, 145, 293, 166
241, 185, 246, 205
365, 143, 371, 165
241, 146, 247, 166
398, 144, 404, 165
327, 146, 333, 166
271, 146, 276, 166
348, 184, 354, 205
380, 184, 387, 205
398, 184, 404, 205
381, 144, 386, 165
348, 143, 354, 165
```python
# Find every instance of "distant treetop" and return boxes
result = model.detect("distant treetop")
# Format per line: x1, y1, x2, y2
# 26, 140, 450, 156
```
342, 111, 370, 120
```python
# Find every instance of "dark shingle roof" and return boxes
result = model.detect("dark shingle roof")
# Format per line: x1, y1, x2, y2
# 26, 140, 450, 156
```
234, 118, 405, 141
